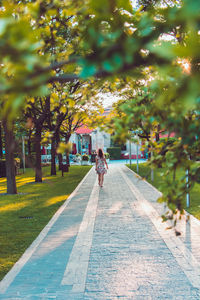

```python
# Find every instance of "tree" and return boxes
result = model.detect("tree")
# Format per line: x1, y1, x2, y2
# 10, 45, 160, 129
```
45, 80, 102, 174
2, 119, 17, 194
0, 0, 199, 214
25, 97, 50, 182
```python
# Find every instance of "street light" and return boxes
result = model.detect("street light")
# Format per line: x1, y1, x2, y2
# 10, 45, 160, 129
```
129, 138, 132, 167
130, 129, 141, 173
136, 130, 139, 173
150, 130, 154, 182
80, 134, 83, 165
186, 169, 190, 207
22, 135, 26, 173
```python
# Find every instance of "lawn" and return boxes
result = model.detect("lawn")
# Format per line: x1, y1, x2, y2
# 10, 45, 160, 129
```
128, 162, 200, 220
0, 165, 92, 281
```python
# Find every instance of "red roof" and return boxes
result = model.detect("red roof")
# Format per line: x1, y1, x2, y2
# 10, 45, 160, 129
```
75, 126, 93, 134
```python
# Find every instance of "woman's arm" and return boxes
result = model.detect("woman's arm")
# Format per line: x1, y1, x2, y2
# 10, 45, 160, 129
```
95, 157, 98, 171
104, 157, 108, 169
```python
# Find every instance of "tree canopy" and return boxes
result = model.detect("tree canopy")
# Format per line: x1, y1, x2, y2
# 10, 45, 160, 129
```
0, 0, 199, 219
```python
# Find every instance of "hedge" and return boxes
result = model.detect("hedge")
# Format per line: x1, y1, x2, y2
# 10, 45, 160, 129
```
107, 147, 121, 160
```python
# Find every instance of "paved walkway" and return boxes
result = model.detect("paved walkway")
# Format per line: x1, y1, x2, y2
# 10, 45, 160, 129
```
0, 164, 200, 299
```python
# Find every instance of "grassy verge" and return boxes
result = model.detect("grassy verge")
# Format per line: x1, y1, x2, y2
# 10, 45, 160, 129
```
128, 163, 200, 220
0, 165, 91, 280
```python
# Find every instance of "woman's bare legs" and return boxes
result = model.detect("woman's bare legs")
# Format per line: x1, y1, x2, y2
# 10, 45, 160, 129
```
98, 173, 104, 187
98, 174, 101, 186
100, 174, 104, 187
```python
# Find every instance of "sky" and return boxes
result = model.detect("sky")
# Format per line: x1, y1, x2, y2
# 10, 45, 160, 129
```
99, 93, 120, 108
101, 0, 137, 108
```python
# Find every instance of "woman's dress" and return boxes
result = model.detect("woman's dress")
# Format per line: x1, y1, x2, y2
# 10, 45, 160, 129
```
96, 156, 107, 174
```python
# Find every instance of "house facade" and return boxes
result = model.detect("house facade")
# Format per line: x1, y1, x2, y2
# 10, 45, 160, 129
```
41, 107, 144, 162
70, 126, 143, 159
69, 127, 111, 155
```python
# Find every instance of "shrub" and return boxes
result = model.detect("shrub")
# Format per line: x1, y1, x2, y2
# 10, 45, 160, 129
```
82, 154, 89, 161
104, 152, 110, 159
90, 153, 97, 162
41, 163, 50, 167
0, 158, 20, 177
107, 147, 121, 160
14, 158, 20, 175
15, 158, 20, 168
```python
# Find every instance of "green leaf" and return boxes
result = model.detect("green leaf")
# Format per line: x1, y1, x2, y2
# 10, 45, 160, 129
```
80, 64, 97, 78
0, 18, 11, 35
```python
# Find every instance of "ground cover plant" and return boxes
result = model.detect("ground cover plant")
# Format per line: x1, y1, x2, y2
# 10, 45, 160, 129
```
128, 163, 200, 220
0, 165, 91, 280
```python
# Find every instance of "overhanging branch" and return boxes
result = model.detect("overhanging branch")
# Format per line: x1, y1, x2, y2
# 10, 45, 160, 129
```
47, 54, 169, 83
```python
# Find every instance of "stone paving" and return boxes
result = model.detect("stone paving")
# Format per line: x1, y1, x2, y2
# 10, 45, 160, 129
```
0, 164, 200, 299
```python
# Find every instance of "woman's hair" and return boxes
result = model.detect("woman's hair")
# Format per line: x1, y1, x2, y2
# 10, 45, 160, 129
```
98, 148, 103, 158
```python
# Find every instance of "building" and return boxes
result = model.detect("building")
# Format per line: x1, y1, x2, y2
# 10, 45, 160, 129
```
70, 126, 111, 155
41, 107, 143, 162
70, 131, 143, 159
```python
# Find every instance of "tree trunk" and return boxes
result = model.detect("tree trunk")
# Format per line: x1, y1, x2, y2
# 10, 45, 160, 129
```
155, 132, 160, 142
27, 130, 32, 158
0, 122, 3, 158
58, 153, 63, 170
25, 130, 32, 167
35, 128, 42, 182
156, 125, 160, 142
65, 135, 71, 168
3, 120, 17, 194
51, 137, 56, 175
55, 130, 63, 170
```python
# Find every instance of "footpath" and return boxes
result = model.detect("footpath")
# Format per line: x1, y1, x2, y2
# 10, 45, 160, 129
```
0, 164, 200, 299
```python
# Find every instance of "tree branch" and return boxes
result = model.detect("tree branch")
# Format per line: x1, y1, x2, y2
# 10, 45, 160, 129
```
47, 54, 169, 84
30, 57, 78, 79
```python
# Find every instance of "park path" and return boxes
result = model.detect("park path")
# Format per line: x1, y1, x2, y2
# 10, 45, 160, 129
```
0, 164, 200, 299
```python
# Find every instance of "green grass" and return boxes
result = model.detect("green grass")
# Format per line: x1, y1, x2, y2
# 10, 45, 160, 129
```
0, 165, 91, 280
128, 163, 200, 220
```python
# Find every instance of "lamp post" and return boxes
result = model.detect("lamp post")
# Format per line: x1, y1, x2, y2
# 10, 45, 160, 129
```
186, 153, 190, 208
22, 135, 26, 173
150, 130, 154, 182
130, 130, 141, 173
136, 131, 139, 173
129, 138, 132, 167
186, 169, 190, 207
80, 134, 83, 165
96, 129, 99, 150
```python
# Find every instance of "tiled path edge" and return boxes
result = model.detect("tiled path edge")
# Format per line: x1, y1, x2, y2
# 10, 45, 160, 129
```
121, 168, 200, 289
0, 167, 94, 295
1, 164, 200, 299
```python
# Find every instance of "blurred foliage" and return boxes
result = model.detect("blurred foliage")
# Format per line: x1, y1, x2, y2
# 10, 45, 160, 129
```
0, 0, 199, 217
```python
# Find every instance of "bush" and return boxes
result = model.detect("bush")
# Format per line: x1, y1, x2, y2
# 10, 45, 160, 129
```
82, 154, 89, 161
90, 153, 97, 162
14, 158, 20, 175
0, 158, 20, 177
107, 147, 121, 160
41, 163, 50, 167
15, 158, 20, 167
104, 152, 110, 159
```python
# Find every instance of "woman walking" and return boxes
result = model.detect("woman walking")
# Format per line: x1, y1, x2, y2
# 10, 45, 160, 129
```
95, 148, 108, 187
